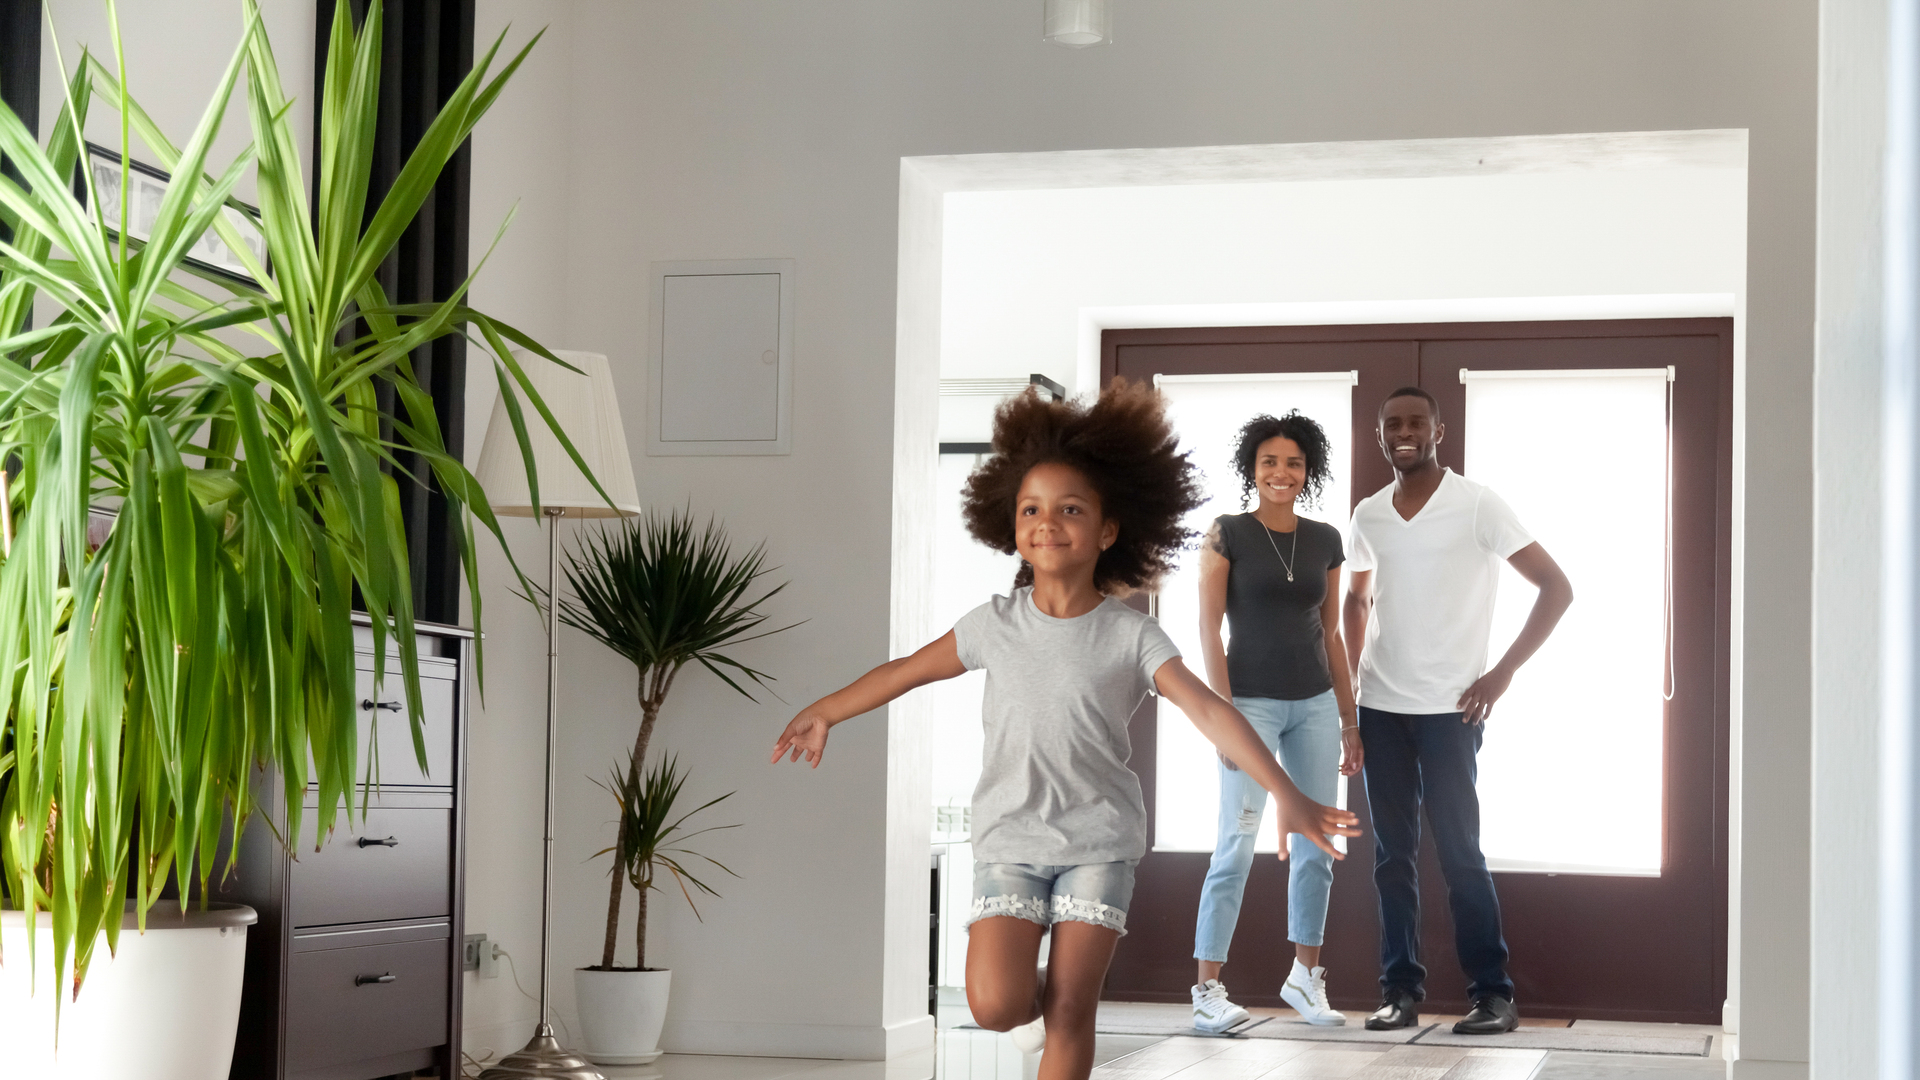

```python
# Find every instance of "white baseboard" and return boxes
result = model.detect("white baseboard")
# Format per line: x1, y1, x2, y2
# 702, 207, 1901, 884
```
473, 1013, 935, 1064
1726, 1059, 1808, 1080
662, 1014, 934, 1061
885, 1014, 937, 1058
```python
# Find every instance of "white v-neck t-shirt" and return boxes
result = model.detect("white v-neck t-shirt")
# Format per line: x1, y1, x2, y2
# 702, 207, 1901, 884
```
1347, 469, 1534, 714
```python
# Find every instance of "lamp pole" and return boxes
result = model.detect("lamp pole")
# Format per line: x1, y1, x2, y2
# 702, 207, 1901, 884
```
540, 504, 562, 1021
479, 507, 602, 1080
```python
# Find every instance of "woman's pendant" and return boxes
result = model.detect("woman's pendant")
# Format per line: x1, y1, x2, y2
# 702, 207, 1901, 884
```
1287, 572, 1294, 582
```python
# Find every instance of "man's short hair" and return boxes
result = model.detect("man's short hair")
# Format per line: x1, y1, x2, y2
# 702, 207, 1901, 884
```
1379, 385, 1441, 424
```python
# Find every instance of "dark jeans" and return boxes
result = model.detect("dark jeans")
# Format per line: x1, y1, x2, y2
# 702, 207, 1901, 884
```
1359, 706, 1514, 1003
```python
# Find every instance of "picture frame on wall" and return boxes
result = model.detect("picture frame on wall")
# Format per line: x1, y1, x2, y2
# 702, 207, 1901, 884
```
77, 142, 270, 287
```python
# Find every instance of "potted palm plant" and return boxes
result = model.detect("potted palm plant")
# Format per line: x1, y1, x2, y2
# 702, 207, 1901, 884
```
559, 509, 796, 1065
0, 3, 592, 1075
576, 753, 738, 1065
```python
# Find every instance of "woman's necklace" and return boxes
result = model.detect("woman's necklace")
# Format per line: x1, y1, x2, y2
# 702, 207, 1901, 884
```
1259, 516, 1299, 583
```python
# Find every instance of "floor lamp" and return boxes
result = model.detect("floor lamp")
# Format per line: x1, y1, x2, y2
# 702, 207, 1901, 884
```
472, 351, 642, 1080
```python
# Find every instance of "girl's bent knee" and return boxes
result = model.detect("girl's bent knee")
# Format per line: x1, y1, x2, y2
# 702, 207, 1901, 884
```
967, 988, 1034, 1032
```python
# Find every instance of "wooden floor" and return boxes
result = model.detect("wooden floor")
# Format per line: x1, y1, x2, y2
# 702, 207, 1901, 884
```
1090, 1034, 1541, 1080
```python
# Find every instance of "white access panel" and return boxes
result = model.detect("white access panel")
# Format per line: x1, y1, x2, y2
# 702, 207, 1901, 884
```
648, 259, 794, 455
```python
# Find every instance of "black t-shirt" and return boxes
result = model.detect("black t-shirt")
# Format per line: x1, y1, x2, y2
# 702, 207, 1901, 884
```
1212, 513, 1345, 701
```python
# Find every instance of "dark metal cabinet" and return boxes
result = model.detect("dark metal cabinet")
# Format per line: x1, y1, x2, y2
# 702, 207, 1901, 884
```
219, 619, 471, 1080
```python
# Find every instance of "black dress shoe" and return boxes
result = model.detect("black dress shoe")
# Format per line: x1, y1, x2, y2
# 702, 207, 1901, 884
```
1452, 995, 1519, 1034
1364, 991, 1420, 1030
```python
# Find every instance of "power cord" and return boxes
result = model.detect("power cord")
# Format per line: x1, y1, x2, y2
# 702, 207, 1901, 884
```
493, 945, 576, 1046
460, 1046, 497, 1080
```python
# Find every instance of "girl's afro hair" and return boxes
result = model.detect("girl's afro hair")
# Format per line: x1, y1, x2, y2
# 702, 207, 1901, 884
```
1232, 411, 1333, 510
961, 378, 1204, 595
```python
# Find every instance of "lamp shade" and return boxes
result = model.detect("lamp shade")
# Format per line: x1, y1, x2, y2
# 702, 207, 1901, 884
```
474, 350, 642, 518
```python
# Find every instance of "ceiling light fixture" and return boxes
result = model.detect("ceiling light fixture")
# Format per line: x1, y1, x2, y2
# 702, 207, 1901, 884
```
1044, 0, 1111, 48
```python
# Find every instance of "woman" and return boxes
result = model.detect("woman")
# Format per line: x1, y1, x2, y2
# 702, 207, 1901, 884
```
1189, 411, 1362, 1031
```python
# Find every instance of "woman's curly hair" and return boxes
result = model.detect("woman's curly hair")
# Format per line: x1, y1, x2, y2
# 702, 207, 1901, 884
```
1232, 411, 1332, 510
961, 378, 1204, 595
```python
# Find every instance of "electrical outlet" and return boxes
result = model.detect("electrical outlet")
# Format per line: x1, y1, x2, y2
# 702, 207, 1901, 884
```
463, 933, 488, 973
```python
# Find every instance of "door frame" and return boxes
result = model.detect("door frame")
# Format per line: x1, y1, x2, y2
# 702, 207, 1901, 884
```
1100, 318, 1733, 1023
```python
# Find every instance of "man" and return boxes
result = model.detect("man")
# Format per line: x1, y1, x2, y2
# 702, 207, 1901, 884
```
1342, 386, 1573, 1036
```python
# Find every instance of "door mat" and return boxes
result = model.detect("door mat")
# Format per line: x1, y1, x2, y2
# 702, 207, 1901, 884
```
1242, 1018, 1436, 1044
1088, 1002, 1429, 1044
1410, 1025, 1712, 1056
1087, 1001, 1265, 1038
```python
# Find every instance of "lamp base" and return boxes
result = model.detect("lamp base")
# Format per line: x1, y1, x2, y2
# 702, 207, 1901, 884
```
477, 1024, 607, 1080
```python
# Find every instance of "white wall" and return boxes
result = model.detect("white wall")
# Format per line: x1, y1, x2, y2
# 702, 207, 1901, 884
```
41, 0, 313, 205
459, 0, 582, 1060
938, 165, 1747, 392
1810, 1, 1886, 1079
458, 1, 1816, 1070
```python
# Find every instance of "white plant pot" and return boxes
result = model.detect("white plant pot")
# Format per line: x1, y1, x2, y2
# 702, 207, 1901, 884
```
0, 902, 255, 1080
575, 966, 672, 1065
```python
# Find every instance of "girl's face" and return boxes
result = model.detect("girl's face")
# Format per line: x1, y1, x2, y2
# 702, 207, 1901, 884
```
1253, 435, 1308, 509
1014, 462, 1118, 583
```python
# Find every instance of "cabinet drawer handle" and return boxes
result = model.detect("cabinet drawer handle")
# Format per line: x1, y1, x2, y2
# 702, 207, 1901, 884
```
361, 698, 403, 712
355, 973, 397, 986
357, 836, 400, 848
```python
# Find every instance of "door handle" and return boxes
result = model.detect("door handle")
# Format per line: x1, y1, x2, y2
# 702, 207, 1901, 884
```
360, 698, 403, 712
357, 836, 399, 848
355, 973, 397, 986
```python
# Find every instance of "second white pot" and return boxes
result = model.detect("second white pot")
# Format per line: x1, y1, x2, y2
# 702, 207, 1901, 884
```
575, 966, 671, 1065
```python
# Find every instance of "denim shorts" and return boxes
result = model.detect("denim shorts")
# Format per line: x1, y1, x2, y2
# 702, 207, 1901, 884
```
966, 860, 1139, 936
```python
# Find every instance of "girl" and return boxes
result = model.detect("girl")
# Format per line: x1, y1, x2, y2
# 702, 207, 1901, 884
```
1189, 412, 1361, 1033
770, 382, 1360, 1080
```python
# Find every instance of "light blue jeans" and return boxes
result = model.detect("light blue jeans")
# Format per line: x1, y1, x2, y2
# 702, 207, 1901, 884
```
1193, 691, 1342, 960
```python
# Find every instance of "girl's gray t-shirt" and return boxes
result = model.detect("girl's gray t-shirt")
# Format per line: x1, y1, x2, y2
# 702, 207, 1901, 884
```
953, 587, 1182, 865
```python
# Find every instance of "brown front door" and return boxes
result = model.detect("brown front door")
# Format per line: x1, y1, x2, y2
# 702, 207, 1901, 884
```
1100, 319, 1731, 1024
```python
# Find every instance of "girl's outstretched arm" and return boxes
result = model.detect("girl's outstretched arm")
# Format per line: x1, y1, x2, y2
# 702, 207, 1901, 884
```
1153, 656, 1363, 859
770, 630, 968, 768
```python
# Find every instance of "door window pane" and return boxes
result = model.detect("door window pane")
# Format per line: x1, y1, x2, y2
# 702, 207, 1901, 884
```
1153, 374, 1355, 853
1463, 368, 1668, 876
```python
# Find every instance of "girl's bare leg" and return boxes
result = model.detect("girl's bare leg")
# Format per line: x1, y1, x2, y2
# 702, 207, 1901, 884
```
1038, 920, 1122, 1080
965, 916, 1046, 1030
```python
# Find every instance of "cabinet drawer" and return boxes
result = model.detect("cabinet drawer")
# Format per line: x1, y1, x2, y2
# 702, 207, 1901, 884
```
355, 665, 455, 788
315, 663, 456, 789
287, 933, 447, 1071
290, 807, 450, 928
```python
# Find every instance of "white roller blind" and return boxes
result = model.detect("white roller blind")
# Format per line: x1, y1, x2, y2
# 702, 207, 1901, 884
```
1462, 367, 1671, 876
1152, 372, 1356, 853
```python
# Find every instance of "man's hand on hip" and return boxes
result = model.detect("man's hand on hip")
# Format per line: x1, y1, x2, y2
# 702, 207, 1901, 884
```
1456, 665, 1514, 725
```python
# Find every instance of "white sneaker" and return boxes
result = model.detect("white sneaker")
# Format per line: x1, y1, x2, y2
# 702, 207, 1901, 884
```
1279, 959, 1347, 1026
1191, 979, 1252, 1033
1009, 1014, 1046, 1053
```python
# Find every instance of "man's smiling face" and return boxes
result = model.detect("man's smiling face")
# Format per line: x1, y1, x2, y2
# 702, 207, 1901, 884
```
1377, 394, 1443, 473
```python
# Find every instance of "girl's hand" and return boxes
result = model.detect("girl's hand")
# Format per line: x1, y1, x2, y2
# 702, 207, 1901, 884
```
1273, 788, 1362, 861
771, 713, 832, 768
1339, 725, 1363, 776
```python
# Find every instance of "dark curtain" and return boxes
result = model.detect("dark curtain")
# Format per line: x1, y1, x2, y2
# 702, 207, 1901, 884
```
0, 0, 39, 241
317, 1, 474, 625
